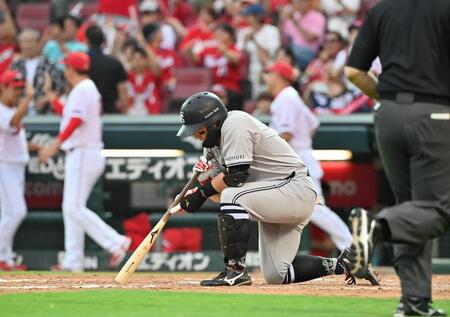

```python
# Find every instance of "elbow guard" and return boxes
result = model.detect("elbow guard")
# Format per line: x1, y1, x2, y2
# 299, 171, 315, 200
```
223, 165, 250, 187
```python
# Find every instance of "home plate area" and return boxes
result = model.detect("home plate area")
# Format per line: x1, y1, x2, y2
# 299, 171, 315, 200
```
1, 272, 450, 299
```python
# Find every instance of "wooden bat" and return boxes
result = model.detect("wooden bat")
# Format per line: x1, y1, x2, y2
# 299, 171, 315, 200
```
114, 170, 201, 284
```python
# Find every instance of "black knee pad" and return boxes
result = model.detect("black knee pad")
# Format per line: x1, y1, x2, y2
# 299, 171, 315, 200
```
218, 214, 251, 268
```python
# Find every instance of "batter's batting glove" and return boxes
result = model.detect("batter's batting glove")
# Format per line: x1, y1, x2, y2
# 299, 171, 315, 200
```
170, 187, 206, 214
193, 156, 213, 185
169, 183, 218, 214
193, 156, 209, 173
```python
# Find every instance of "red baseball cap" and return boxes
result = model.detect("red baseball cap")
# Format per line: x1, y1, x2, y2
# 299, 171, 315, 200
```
266, 61, 294, 82
0, 70, 26, 88
62, 52, 91, 72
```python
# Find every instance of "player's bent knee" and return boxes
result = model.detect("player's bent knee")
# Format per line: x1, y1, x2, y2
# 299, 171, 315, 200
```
262, 270, 284, 285
220, 187, 240, 204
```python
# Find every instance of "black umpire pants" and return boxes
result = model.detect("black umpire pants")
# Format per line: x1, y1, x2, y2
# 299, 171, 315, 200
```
374, 99, 450, 299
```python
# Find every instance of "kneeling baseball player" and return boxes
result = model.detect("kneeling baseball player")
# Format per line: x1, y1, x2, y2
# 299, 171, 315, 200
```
170, 92, 356, 286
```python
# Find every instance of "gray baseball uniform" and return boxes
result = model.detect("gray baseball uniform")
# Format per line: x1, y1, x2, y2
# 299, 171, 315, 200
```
205, 111, 317, 283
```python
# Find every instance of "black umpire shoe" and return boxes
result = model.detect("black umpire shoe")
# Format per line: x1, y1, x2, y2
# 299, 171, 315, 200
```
200, 268, 252, 286
348, 208, 381, 278
393, 297, 447, 316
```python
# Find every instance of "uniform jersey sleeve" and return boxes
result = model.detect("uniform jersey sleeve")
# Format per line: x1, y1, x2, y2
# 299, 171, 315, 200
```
221, 117, 254, 167
67, 85, 89, 121
346, 10, 379, 71
204, 148, 224, 179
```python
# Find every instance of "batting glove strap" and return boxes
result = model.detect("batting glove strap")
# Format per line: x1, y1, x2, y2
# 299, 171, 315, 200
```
198, 182, 219, 198
180, 190, 207, 213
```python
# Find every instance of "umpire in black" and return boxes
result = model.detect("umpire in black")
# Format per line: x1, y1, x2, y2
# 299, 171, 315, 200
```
344, 0, 450, 316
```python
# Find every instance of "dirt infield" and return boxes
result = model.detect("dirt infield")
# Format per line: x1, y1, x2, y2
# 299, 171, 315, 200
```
1, 271, 450, 299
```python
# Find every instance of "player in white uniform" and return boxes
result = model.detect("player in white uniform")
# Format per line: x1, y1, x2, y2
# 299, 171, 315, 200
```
0, 70, 34, 271
264, 61, 352, 252
264, 61, 379, 285
39, 52, 131, 272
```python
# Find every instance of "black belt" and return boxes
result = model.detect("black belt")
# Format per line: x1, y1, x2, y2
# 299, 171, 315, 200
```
380, 92, 450, 106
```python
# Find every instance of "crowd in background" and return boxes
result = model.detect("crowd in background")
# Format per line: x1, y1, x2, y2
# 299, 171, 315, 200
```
0, 0, 381, 116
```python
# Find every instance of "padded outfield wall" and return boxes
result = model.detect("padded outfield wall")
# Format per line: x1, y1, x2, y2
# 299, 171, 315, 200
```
12, 114, 450, 271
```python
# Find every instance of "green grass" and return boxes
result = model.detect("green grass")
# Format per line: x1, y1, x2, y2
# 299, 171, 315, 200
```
1, 290, 449, 317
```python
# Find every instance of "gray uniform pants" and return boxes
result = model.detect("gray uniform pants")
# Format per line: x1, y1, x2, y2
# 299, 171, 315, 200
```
374, 100, 450, 299
220, 173, 317, 284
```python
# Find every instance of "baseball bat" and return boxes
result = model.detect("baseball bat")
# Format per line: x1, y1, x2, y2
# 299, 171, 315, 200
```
114, 170, 201, 284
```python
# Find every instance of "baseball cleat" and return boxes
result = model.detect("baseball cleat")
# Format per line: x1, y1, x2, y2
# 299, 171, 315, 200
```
200, 268, 252, 286
109, 237, 132, 268
364, 263, 381, 286
336, 248, 356, 285
348, 208, 380, 279
393, 297, 447, 316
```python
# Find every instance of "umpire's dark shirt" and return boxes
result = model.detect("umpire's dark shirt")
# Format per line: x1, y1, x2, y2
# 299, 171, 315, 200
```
89, 48, 128, 113
347, 0, 450, 98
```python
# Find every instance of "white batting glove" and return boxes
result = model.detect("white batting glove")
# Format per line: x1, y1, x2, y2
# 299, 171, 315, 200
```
193, 156, 209, 173
194, 156, 215, 185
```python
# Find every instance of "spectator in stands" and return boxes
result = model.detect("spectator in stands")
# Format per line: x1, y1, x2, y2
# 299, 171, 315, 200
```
251, 91, 273, 115
116, 38, 137, 72
139, 0, 177, 50
0, 0, 17, 76
126, 46, 160, 115
193, 23, 243, 110
177, 6, 216, 62
11, 29, 65, 115
85, 25, 129, 114
320, 0, 360, 39
43, 15, 87, 67
162, 0, 194, 27
237, 4, 281, 99
279, 0, 326, 71
209, 84, 229, 108
302, 31, 350, 111
142, 23, 182, 110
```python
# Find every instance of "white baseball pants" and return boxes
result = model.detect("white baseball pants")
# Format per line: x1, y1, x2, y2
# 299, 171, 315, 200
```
0, 162, 27, 265
62, 148, 127, 271
299, 149, 352, 250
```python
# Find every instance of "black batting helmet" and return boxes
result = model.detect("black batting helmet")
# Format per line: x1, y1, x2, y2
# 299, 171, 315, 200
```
177, 92, 228, 138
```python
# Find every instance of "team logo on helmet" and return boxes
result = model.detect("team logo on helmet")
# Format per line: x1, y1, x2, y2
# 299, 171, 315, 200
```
180, 112, 186, 124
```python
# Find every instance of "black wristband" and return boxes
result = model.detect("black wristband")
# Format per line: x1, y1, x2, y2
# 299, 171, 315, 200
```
198, 182, 219, 199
